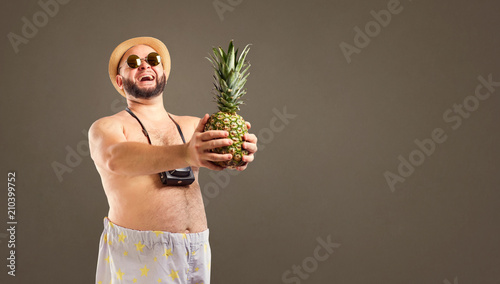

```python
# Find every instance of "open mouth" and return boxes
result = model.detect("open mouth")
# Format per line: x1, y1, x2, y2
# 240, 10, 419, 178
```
138, 74, 155, 82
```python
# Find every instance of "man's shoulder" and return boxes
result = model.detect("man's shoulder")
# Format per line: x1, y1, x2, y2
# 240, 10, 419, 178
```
89, 111, 128, 137
169, 114, 200, 129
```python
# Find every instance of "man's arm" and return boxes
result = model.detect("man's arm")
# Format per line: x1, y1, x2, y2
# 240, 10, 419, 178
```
89, 114, 233, 176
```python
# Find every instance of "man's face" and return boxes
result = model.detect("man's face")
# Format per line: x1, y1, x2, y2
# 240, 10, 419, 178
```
117, 45, 166, 99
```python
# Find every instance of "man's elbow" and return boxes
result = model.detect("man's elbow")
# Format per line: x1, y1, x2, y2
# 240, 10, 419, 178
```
104, 145, 124, 174
106, 158, 119, 174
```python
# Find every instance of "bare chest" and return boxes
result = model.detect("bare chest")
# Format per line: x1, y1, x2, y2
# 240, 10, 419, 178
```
123, 121, 184, 146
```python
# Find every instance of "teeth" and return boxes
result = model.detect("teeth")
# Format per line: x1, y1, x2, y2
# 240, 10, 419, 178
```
140, 75, 154, 81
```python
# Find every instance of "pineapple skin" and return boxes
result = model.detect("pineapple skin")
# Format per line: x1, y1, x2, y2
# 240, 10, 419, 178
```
205, 111, 249, 168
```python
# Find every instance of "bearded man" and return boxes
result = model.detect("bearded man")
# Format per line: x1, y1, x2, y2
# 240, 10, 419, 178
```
89, 37, 257, 284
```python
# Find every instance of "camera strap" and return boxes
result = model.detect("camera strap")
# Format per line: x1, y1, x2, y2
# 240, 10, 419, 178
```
124, 107, 186, 144
124, 107, 195, 186
167, 114, 187, 144
125, 107, 152, 144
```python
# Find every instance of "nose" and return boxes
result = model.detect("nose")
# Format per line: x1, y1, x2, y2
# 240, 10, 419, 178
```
138, 58, 151, 70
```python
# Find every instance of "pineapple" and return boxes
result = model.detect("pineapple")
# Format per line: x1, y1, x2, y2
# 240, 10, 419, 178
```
204, 40, 251, 168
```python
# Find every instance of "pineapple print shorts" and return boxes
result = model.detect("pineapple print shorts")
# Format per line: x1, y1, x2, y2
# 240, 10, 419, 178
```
95, 217, 211, 284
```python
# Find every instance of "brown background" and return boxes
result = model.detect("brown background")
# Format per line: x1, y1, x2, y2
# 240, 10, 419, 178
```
1, 0, 499, 283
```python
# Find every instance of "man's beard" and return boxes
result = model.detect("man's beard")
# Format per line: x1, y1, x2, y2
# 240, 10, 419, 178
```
123, 73, 166, 99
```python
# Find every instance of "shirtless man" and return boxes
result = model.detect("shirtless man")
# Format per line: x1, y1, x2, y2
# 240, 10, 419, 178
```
89, 37, 257, 284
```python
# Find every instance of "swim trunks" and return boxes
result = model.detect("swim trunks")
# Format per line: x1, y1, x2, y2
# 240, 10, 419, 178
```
95, 218, 211, 284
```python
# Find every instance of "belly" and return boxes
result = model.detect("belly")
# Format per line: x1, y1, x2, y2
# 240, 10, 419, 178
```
104, 173, 207, 233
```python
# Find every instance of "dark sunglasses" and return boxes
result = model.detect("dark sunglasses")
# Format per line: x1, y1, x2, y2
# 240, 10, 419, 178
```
122, 52, 162, 69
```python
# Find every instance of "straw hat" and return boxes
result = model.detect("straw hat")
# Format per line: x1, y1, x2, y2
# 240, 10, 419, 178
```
108, 36, 171, 97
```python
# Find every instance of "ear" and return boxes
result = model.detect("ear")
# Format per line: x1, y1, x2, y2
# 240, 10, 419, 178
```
116, 74, 124, 90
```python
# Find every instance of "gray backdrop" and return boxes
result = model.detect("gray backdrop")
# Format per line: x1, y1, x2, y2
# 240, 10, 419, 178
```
1, 0, 499, 283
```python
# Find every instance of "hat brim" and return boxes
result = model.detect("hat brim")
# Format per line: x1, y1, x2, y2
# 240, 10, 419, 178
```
108, 36, 171, 98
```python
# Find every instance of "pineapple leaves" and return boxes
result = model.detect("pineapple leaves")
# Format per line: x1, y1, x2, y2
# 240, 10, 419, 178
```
237, 44, 251, 63
207, 40, 251, 113
227, 41, 235, 70
236, 44, 251, 71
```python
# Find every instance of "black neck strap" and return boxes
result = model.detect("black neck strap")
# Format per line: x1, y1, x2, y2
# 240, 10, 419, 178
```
125, 107, 186, 144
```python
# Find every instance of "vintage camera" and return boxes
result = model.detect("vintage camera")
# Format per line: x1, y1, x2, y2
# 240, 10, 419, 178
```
159, 166, 195, 186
